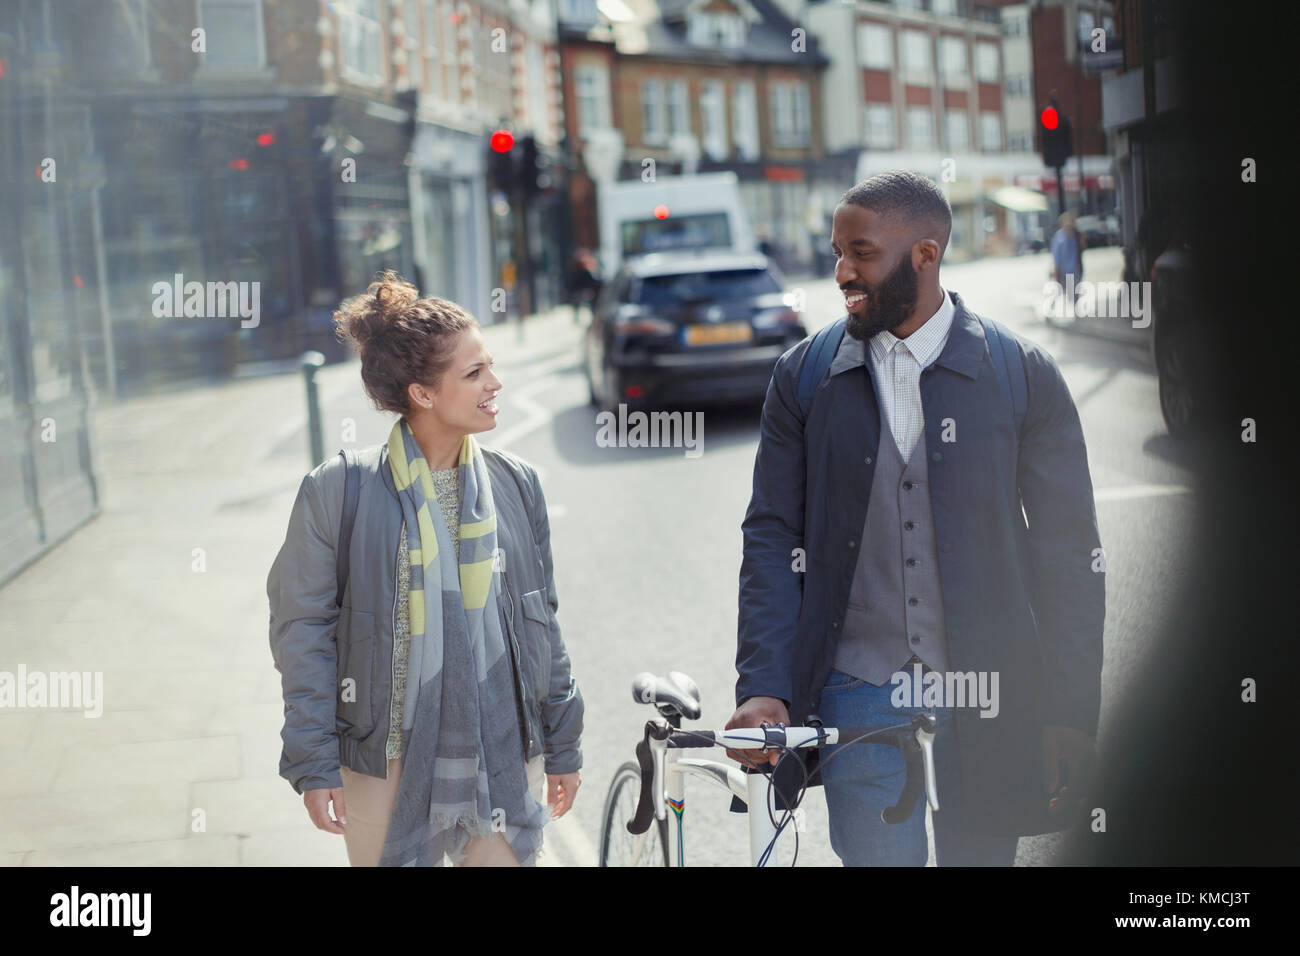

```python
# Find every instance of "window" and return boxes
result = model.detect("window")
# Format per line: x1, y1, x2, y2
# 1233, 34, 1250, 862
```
423, 0, 443, 100
732, 80, 759, 160
1005, 74, 1029, 97
622, 213, 733, 258
858, 23, 893, 70
340, 0, 383, 82
635, 268, 780, 307
575, 64, 612, 134
1008, 131, 1034, 152
689, 13, 746, 48
561, 0, 599, 20
906, 108, 934, 150
527, 41, 547, 134
1078, 10, 1096, 47
668, 79, 690, 136
400, 0, 422, 91
931, 0, 957, 16
700, 80, 729, 160
1003, 14, 1026, 38
975, 42, 999, 83
770, 80, 810, 148
939, 36, 967, 85
944, 112, 969, 151
895, 0, 922, 10
901, 30, 932, 81
642, 79, 667, 145
198, 0, 266, 72
123, 0, 153, 69
864, 104, 896, 148
979, 112, 1002, 150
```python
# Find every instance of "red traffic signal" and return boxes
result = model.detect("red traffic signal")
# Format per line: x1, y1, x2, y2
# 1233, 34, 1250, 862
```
1040, 107, 1059, 130
490, 129, 514, 153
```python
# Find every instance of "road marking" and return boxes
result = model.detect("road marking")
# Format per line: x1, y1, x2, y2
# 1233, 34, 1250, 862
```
1094, 483, 1192, 502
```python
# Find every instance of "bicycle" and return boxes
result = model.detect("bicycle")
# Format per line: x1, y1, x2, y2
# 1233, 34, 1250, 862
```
598, 671, 941, 867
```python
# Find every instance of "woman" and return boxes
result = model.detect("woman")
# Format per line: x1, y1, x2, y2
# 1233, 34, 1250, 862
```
267, 271, 584, 866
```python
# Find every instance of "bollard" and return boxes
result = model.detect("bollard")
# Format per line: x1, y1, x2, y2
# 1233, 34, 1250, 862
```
301, 351, 326, 470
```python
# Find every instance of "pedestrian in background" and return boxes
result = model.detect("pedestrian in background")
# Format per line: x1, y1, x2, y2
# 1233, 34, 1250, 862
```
268, 271, 584, 866
1050, 210, 1086, 304
567, 248, 601, 324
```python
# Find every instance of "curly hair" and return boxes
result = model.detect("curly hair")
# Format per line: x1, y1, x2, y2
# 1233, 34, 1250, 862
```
332, 270, 479, 415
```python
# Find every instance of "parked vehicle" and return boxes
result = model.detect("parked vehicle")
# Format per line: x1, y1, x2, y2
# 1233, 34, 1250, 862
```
584, 251, 806, 410
1150, 234, 1214, 437
1075, 213, 1120, 248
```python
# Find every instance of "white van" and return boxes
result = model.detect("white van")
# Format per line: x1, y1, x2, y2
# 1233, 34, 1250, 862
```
597, 171, 756, 277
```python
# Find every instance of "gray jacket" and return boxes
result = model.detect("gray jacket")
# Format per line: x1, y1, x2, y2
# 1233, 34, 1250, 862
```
267, 441, 584, 794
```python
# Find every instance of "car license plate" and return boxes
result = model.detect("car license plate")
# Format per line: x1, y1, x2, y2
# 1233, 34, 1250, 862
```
684, 322, 752, 346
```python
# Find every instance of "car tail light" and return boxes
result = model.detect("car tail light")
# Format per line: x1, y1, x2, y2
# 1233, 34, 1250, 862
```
615, 315, 676, 335
624, 384, 645, 398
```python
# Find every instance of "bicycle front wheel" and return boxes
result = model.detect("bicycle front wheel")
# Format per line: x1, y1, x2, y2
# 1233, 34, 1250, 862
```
599, 761, 669, 867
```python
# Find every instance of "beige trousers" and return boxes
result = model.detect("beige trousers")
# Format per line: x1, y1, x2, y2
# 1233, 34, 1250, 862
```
340, 755, 547, 866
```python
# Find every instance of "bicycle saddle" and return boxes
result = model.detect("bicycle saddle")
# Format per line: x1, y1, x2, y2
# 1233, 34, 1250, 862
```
630, 671, 701, 721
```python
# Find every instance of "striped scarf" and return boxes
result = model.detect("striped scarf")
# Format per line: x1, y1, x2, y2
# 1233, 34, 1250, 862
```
378, 419, 547, 866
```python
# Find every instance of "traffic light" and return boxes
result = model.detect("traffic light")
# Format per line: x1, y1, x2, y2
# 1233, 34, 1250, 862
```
517, 134, 540, 197
1040, 106, 1073, 169
487, 129, 516, 193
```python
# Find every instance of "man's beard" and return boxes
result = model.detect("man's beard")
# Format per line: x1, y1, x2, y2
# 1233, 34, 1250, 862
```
844, 253, 919, 341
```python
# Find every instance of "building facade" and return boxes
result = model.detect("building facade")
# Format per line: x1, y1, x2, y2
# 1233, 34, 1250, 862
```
559, 0, 836, 276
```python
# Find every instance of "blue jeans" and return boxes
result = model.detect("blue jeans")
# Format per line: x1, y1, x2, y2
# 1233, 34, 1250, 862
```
817, 668, 1019, 866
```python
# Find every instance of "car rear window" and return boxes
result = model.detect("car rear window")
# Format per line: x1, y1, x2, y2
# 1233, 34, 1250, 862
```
634, 269, 781, 308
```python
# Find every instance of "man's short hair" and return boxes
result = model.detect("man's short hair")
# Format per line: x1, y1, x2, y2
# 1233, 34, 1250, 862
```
839, 170, 953, 258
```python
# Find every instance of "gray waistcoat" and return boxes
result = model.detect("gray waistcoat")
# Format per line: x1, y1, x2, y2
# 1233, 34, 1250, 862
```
833, 416, 950, 685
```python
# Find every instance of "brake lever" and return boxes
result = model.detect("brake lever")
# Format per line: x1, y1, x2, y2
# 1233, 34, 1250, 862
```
915, 712, 939, 812
881, 714, 940, 824
627, 719, 671, 836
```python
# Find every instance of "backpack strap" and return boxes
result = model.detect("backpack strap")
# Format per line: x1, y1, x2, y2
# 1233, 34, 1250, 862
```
335, 448, 360, 610
796, 315, 848, 419
977, 315, 1028, 441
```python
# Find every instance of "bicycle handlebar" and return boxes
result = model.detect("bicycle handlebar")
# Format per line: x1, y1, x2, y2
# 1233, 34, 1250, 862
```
627, 715, 940, 837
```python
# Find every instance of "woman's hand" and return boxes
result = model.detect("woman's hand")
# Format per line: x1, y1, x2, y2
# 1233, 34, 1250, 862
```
545, 772, 581, 818
304, 786, 346, 834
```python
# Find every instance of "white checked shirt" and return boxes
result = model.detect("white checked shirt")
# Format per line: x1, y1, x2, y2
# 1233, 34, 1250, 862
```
868, 288, 956, 461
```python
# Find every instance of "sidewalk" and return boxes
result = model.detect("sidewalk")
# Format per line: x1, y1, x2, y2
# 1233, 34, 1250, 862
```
0, 303, 589, 866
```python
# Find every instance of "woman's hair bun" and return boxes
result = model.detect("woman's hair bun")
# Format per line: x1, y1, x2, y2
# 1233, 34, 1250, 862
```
333, 269, 419, 352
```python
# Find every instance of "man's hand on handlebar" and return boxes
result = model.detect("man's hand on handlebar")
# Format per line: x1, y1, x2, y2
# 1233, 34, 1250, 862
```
724, 696, 791, 768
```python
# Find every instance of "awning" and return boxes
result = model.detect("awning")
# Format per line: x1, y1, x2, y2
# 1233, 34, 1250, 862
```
989, 185, 1049, 213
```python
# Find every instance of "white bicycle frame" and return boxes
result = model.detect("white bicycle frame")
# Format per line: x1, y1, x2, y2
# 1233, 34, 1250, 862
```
635, 727, 935, 867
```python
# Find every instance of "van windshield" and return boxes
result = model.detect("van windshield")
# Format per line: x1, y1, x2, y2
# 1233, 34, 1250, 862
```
621, 213, 732, 257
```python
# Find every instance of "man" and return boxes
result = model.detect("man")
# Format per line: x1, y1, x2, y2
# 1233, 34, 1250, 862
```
727, 171, 1104, 866
1050, 210, 1085, 307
